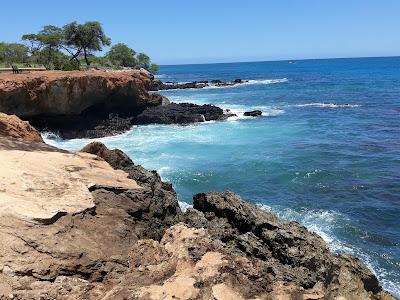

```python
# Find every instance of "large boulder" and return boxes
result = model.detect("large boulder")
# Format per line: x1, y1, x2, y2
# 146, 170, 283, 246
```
0, 112, 43, 142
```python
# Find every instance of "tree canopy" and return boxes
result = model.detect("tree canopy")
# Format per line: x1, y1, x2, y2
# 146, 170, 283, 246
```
1, 21, 159, 72
63, 21, 111, 66
106, 43, 136, 67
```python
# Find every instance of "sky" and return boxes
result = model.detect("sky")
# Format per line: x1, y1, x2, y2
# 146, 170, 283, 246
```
1, 0, 399, 65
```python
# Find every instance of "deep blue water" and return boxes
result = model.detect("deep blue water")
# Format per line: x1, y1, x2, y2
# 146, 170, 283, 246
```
46, 57, 400, 296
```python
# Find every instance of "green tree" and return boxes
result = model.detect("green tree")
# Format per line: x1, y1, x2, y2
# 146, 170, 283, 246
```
0, 42, 29, 65
136, 52, 150, 69
150, 63, 160, 72
22, 25, 64, 67
106, 43, 136, 67
63, 21, 111, 66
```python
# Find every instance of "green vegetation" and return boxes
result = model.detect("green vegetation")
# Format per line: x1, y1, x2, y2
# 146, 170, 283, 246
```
107, 43, 137, 67
0, 21, 159, 72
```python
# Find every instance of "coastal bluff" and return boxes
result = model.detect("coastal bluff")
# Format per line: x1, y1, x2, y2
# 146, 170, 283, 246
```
0, 115, 396, 300
0, 70, 167, 138
0, 69, 159, 117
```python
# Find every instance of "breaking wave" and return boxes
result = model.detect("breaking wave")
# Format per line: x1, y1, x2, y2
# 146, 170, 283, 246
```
287, 102, 361, 108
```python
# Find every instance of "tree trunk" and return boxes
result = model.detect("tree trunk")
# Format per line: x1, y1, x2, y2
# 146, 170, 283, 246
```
83, 48, 90, 66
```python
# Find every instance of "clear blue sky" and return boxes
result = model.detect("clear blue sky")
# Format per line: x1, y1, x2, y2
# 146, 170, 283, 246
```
1, 0, 399, 65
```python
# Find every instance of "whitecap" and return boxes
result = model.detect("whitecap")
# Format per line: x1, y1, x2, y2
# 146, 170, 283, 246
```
242, 78, 289, 85
288, 102, 361, 108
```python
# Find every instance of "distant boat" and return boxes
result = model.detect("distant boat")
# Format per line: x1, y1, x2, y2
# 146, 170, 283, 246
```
288, 61, 297, 64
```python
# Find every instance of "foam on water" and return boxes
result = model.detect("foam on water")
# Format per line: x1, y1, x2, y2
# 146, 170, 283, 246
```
287, 102, 361, 108
160, 78, 288, 92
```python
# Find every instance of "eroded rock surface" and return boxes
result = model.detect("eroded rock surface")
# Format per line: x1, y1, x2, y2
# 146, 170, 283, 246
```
0, 112, 43, 143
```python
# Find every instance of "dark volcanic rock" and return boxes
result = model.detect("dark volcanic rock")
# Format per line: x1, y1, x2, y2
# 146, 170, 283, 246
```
181, 191, 393, 299
149, 78, 250, 91
135, 102, 233, 125
244, 110, 262, 117
80, 142, 181, 227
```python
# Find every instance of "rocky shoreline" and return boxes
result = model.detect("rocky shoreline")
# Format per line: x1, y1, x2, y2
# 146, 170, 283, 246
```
149, 79, 249, 91
0, 70, 239, 139
0, 72, 397, 299
0, 113, 397, 299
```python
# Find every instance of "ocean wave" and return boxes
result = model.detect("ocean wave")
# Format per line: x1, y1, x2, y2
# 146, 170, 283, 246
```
217, 104, 285, 120
288, 102, 361, 108
242, 78, 289, 85
160, 78, 288, 92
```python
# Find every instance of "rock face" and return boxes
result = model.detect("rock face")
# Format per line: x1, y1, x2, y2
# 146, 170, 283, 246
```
244, 110, 262, 117
0, 70, 166, 138
135, 102, 235, 125
0, 112, 43, 142
0, 138, 396, 299
0, 70, 156, 117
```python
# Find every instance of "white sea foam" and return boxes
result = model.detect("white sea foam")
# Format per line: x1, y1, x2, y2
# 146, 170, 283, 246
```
288, 102, 361, 108
242, 78, 288, 85
41, 131, 61, 142
160, 78, 288, 92
178, 201, 193, 212
218, 104, 285, 121
154, 74, 167, 79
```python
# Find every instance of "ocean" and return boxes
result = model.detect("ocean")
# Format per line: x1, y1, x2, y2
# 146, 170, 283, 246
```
45, 57, 400, 296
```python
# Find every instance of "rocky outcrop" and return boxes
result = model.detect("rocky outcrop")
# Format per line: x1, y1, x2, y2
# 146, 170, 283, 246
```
0, 70, 157, 117
0, 112, 43, 142
0, 137, 396, 299
135, 102, 236, 125
0, 70, 167, 138
183, 192, 393, 299
149, 79, 249, 91
0, 139, 182, 299
244, 110, 262, 117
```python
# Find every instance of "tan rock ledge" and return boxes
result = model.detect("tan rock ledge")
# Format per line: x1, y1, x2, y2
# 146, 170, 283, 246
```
0, 137, 140, 224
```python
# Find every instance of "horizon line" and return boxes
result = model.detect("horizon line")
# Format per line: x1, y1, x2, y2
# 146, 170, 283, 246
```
159, 55, 400, 67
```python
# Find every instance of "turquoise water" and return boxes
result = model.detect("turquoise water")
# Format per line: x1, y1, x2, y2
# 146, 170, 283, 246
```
46, 57, 400, 296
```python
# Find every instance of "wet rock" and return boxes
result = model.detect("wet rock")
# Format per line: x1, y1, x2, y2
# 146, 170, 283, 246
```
149, 79, 250, 91
244, 110, 262, 116
135, 102, 233, 125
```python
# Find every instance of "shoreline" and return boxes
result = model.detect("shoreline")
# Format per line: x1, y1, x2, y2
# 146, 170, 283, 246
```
0, 117, 396, 298
0, 71, 398, 299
